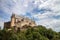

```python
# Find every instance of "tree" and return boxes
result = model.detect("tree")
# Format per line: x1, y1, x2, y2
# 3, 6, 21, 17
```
0, 25, 60, 40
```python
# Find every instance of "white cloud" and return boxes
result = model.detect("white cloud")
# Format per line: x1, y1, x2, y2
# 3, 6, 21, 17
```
0, 0, 60, 32
31, 0, 60, 32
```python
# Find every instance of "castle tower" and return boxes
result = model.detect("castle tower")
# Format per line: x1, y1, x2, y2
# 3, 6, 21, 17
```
11, 14, 15, 27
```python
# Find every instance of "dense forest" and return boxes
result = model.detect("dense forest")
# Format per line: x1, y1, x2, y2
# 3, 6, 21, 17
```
0, 25, 60, 40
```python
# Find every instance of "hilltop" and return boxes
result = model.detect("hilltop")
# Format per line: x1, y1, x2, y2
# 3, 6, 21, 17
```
0, 25, 60, 40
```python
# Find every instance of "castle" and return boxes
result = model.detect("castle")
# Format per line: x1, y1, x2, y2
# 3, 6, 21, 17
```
4, 14, 36, 30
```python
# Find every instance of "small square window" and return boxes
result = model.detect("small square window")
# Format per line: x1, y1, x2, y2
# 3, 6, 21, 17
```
29, 23, 31, 25
21, 19, 24, 21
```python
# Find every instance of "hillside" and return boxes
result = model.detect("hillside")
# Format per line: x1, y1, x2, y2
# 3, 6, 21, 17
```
0, 25, 60, 40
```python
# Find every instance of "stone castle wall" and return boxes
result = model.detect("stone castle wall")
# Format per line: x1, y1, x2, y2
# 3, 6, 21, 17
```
4, 14, 36, 29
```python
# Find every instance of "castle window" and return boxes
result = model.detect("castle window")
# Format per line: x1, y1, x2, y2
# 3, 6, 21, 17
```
17, 27, 20, 30
29, 23, 31, 25
22, 25, 28, 28
21, 18, 24, 21
14, 26, 16, 29
18, 21, 21, 23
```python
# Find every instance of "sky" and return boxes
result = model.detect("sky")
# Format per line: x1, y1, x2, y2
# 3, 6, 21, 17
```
0, 0, 60, 32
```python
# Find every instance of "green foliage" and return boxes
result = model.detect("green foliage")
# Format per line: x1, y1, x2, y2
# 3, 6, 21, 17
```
0, 25, 60, 40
